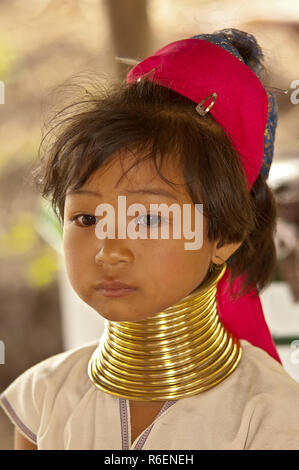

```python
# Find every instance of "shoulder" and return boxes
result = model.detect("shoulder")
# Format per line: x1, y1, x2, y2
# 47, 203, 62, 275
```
0, 340, 99, 446
239, 339, 299, 391
237, 339, 299, 402
2, 339, 98, 396
31, 339, 98, 383
237, 340, 299, 449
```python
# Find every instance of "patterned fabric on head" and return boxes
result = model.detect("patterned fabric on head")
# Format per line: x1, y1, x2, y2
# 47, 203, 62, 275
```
191, 28, 278, 181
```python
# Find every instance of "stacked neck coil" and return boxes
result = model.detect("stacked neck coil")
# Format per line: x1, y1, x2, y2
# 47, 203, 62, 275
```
88, 263, 242, 401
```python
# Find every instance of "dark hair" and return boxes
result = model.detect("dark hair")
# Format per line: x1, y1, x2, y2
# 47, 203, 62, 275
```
31, 40, 277, 301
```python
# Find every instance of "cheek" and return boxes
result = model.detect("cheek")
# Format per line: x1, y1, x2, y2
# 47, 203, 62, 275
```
63, 229, 90, 283
147, 242, 209, 289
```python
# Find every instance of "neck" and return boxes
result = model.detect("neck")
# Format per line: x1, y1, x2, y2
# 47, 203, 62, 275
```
88, 263, 242, 401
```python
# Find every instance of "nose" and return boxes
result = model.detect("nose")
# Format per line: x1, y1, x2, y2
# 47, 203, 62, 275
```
95, 240, 134, 267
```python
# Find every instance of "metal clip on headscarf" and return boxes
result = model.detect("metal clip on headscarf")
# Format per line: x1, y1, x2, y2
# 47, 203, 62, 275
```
195, 92, 218, 116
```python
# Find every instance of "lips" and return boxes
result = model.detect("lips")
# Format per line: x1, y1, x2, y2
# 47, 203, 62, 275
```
95, 280, 137, 297
96, 280, 136, 290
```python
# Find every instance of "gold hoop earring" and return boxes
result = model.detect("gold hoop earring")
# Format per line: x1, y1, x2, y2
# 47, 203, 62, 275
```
208, 262, 216, 272
209, 255, 226, 272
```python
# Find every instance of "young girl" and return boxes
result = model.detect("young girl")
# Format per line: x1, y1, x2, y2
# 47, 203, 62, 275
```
1, 28, 299, 450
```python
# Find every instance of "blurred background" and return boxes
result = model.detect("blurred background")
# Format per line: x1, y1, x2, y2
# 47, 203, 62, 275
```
0, 0, 299, 449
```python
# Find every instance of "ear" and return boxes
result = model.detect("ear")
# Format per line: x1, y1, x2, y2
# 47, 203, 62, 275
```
211, 240, 243, 265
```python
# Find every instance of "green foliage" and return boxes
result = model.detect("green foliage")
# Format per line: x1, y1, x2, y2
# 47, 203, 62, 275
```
0, 211, 37, 255
25, 246, 59, 288
0, 209, 60, 289
0, 33, 18, 79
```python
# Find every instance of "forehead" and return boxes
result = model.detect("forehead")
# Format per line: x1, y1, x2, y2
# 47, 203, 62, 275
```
79, 149, 187, 195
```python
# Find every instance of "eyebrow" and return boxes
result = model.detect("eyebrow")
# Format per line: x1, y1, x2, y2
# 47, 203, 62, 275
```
68, 187, 180, 202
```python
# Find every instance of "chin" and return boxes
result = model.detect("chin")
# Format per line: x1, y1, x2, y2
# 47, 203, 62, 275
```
98, 309, 151, 323
105, 314, 127, 322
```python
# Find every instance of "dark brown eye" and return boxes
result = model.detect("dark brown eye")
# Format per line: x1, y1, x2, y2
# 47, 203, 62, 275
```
136, 213, 162, 227
73, 214, 97, 227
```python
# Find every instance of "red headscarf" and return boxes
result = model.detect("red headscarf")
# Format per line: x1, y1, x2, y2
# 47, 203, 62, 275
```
126, 33, 281, 363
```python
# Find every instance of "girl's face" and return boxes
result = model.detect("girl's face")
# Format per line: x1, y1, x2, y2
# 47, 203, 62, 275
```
63, 151, 221, 322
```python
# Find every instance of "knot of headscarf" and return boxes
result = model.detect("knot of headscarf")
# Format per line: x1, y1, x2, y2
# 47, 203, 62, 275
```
191, 28, 278, 181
